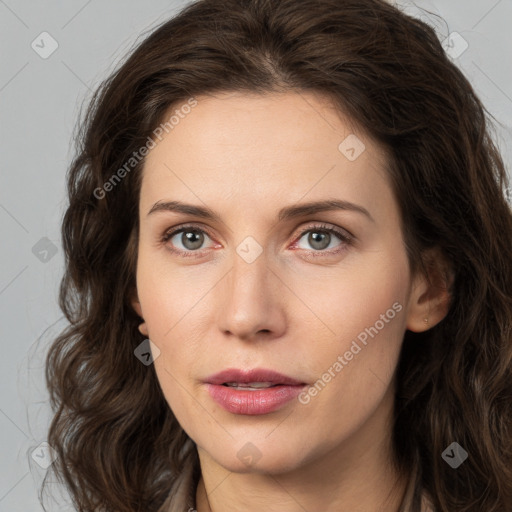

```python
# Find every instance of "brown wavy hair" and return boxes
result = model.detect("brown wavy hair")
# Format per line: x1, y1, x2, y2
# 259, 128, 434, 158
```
43, 0, 512, 510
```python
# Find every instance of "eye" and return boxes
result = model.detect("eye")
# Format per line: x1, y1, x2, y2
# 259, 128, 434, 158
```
161, 222, 353, 258
161, 224, 216, 258
293, 223, 353, 256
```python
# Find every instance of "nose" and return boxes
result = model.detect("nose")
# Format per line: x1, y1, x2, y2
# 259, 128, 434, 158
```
215, 248, 287, 342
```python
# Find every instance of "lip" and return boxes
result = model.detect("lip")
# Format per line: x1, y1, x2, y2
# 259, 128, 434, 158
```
204, 368, 307, 416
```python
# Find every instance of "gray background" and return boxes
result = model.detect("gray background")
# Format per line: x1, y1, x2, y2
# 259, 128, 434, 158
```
0, 0, 511, 510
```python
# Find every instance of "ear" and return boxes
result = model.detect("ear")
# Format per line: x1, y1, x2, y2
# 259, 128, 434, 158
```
130, 288, 144, 318
406, 247, 454, 333
130, 288, 149, 337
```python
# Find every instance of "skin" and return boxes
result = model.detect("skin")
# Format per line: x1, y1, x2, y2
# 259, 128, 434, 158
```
132, 91, 450, 512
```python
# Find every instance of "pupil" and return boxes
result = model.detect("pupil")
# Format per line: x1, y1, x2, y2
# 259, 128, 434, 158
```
309, 231, 329, 250
183, 230, 203, 250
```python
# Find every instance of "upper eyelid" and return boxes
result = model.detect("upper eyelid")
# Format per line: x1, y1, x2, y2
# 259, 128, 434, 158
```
163, 221, 353, 244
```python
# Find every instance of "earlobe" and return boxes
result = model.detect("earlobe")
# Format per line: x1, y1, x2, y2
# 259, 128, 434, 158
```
406, 248, 454, 333
138, 322, 149, 336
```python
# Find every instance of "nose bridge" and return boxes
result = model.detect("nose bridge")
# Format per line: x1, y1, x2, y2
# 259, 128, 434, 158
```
217, 238, 283, 338
229, 231, 270, 298
230, 243, 270, 311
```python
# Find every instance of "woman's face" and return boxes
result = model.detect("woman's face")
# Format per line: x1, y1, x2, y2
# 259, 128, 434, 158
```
134, 91, 422, 475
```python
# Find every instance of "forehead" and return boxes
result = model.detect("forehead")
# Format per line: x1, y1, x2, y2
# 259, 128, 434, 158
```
140, 91, 392, 218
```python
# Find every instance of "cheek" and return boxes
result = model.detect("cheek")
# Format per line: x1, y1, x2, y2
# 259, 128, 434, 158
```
301, 272, 408, 418
135, 252, 213, 414
136, 247, 208, 341
291, 248, 410, 354
294, 262, 409, 441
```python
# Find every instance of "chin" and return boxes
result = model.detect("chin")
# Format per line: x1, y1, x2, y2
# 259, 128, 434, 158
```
204, 441, 311, 476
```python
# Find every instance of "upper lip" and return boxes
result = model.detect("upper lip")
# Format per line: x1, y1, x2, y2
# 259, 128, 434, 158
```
204, 368, 306, 386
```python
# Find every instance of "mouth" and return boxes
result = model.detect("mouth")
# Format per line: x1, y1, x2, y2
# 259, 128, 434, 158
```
221, 381, 281, 390
204, 368, 307, 415
204, 368, 305, 387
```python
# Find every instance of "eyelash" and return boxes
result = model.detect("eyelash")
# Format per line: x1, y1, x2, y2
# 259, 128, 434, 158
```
160, 223, 354, 259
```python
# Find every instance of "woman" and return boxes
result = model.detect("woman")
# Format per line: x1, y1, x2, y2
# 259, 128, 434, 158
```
43, 0, 512, 511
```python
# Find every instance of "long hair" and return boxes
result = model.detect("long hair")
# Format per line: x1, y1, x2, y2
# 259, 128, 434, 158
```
44, 0, 512, 510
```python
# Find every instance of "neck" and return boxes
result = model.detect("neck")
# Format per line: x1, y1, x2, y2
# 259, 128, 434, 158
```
196, 449, 406, 512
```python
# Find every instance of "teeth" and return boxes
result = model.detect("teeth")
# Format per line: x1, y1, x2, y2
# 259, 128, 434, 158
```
224, 381, 277, 389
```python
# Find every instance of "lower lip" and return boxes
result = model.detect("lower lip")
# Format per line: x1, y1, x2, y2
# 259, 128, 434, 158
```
205, 383, 305, 415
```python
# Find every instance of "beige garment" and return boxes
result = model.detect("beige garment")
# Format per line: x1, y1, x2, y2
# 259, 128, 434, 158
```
420, 494, 436, 512
157, 459, 197, 512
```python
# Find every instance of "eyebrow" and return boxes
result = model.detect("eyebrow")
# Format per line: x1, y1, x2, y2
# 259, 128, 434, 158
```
147, 199, 374, 223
